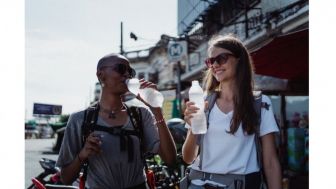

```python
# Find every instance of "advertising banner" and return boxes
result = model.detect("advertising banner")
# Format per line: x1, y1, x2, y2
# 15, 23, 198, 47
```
33, 103, 62, 116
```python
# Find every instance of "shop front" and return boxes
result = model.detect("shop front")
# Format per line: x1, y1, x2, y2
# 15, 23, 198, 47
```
251, 28, 309, 189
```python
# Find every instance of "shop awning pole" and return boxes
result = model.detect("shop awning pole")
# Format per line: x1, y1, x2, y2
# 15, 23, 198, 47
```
280, 94, 288, 170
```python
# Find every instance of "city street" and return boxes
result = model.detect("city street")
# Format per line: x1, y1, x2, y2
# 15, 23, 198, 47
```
21, 0, 310, 188
25, 138, 58, 188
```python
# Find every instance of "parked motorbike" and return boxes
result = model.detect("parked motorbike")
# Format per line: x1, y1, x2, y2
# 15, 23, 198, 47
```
27, 158, 78, 189
147, 118, 188, 188
146, 153, 188, 189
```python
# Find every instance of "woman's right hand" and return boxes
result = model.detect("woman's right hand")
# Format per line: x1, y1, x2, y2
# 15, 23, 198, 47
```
78, 133, 102, 161
183, 101, 200, 126
184, 101, 209, 126
183, 101, 208, 164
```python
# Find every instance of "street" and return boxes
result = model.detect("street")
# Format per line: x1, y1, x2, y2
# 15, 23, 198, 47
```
25, 138, 58, 188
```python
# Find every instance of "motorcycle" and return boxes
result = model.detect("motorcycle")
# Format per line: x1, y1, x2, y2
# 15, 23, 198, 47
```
146, 154, 187, 189
27, 158, 78, 189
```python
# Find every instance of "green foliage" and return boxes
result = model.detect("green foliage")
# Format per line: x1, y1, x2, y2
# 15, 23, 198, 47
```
59, 114, 70, 123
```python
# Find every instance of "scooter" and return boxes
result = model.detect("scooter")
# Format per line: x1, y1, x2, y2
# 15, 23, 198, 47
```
27, 158, 78, 189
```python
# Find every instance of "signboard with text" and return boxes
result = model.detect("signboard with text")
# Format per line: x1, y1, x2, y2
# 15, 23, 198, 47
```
167, 41, 188, 62
33, 103, 62, 116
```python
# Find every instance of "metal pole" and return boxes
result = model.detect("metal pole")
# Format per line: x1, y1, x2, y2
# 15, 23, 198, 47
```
120, 22, 124, 55
177, 61, 182, 118
245, 0, 249, 39
280, 94, 287, 169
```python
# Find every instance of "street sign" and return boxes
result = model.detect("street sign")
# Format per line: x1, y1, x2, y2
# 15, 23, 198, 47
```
33, 103, 62, 116
167, 41, 188, 62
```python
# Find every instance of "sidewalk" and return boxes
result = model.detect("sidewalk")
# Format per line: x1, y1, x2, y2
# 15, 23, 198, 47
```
25, 138, 59, 188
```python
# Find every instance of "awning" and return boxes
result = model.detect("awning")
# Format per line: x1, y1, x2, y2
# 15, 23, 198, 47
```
254, 74, 288, 91
251, 29, 308, 80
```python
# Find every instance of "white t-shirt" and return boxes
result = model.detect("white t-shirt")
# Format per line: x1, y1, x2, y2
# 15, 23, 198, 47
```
188, 95, 279, 174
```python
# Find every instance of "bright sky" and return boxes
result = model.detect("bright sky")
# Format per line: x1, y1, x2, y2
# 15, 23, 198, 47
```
25, 0, 177, 120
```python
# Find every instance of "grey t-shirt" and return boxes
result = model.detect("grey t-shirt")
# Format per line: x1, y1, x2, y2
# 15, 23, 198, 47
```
56, 106, 160, 189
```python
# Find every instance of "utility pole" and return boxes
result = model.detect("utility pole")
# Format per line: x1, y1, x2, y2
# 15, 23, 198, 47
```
120, 22, 124, 55
177, 61, 182, 117
244, 0, 249, 39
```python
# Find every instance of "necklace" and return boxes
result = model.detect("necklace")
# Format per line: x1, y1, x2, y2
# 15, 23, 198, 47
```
100, 104, 126, 119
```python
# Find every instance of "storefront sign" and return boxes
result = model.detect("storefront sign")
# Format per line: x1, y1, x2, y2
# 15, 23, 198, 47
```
33, 103, 62, 116
168, 41, 188, 62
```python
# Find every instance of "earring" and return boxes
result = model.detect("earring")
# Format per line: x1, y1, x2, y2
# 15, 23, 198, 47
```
101, 83, 105, 87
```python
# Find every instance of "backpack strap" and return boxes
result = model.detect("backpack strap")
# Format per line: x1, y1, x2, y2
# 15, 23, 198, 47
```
80, 103, 100, 189
253, 95, 262, 170
82, 103, 100, 142
196, 92, 217, 170
126, 106, 147, 165
126, 106, 156, 188
90, 123, 140, 163
254, 94, 268, 187
90, 124, 139, 136
205, 92, 218, 129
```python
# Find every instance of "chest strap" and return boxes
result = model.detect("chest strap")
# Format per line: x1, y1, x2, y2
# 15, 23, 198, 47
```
90, 124, 140, 162
198, 92, 218, 170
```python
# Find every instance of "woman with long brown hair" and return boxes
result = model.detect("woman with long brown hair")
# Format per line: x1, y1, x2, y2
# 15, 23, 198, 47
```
182, 34, 281, 189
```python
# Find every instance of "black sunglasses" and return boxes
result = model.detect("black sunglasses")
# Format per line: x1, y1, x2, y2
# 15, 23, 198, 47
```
205, 52, 236, 68
101, 63, 136, 78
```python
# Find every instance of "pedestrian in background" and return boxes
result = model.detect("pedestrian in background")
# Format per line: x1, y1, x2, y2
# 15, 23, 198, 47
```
57, 53, 176, 189
182, 34, 281, 189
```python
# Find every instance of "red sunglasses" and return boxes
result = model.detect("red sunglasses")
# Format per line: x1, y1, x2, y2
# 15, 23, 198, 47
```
205, 52, 236, 68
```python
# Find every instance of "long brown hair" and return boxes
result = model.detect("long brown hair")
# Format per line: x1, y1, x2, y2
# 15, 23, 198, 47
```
203, 34, 258, 135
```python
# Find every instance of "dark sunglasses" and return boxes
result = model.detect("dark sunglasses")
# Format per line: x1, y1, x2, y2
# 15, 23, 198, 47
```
205, 52, 236, 68
101, 63, 136, 78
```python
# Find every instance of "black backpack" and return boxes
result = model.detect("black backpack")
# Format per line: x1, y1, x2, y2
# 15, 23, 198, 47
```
79, 102, 149, 188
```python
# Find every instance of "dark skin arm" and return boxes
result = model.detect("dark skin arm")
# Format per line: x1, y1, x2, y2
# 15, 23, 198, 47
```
60, 133, 102, 185
138, 79, 177, 166
261, 133, 282, 189
151, 108, 177, 166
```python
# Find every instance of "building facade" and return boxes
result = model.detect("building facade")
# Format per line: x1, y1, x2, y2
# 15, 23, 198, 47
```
125, 0, 308, 95
178, 0, 308, 87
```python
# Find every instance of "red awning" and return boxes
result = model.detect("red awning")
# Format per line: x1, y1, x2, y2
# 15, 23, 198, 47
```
251, 29, 308, 80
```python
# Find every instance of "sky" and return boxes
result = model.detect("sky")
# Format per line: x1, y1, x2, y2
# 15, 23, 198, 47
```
25, 0, 177, 120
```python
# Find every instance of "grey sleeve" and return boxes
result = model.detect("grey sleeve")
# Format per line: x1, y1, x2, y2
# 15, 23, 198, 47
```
259, 95, 280, 136
140, 108, 160, 154
56, 112, 84, 168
